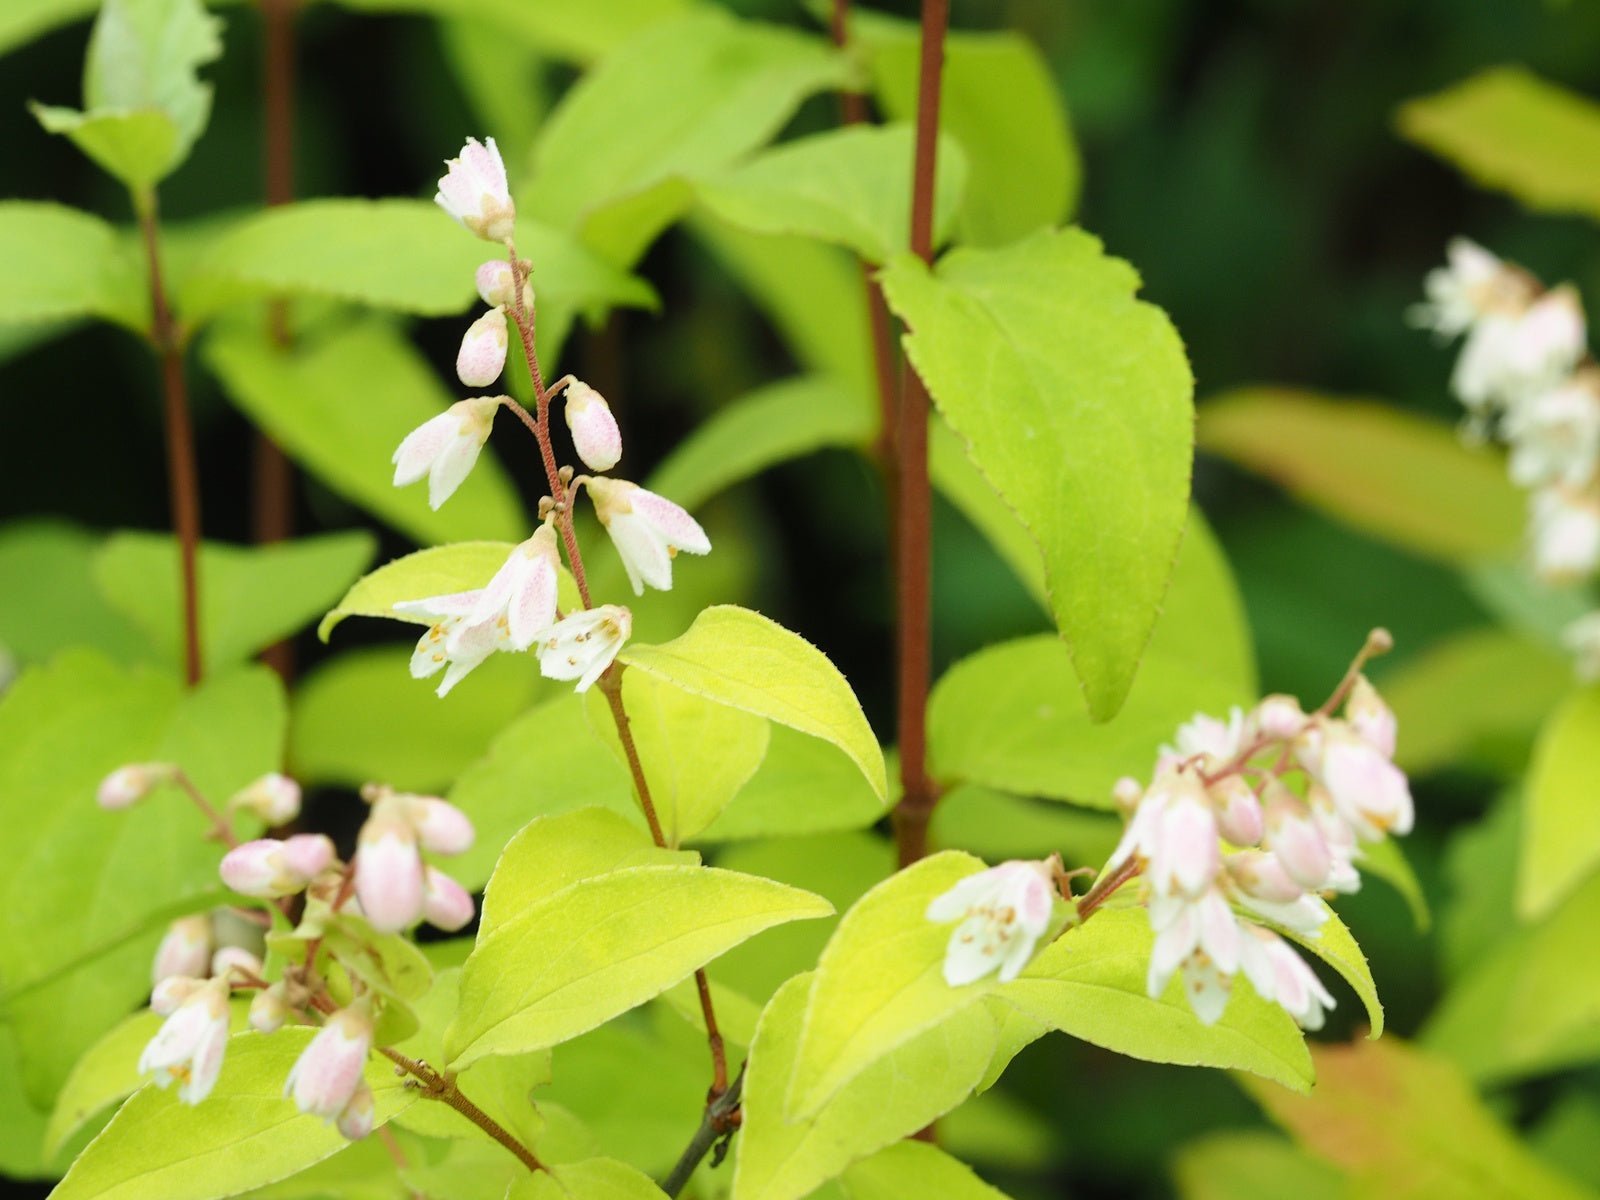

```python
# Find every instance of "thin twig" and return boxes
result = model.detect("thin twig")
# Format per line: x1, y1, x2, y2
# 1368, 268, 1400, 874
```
380, 1046, 546, 1174
660, 1066, 744, 1197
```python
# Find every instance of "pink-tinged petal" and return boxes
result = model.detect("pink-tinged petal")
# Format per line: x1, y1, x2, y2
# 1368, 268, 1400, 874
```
422, 867, 476, 931
151, 976, 201, 1016
220, 839, 291, 897
1237, 930, 1277, 1000
1211, 777, 1264, 847
476, 260, 514, 306
287, 1006, 373, 1119
411, 797, 475, 855
152, 915, 213, 986
428, 432, 486, 510
456, 308, 508, 387
563, 381, 623, 471
353, 831, 425, 932
461, 137, 508, 193
607, 513, 671, 594
508, 555, 558, 650
633, 488, 712, 555
211, 946, 263, 981
395, 590, 486, 621
925, 870, 1002, 922
281, 833, 337, 880
391, 412, 455, 487
436, 644, 493, 697
1148, 904, 1198, 989
1163, 798, 1220, 898
337, 1082, 375, 1140
1194, 890, 1240, 975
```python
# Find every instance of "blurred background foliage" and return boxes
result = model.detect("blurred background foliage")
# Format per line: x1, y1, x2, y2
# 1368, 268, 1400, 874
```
4, 0, 1600, 1197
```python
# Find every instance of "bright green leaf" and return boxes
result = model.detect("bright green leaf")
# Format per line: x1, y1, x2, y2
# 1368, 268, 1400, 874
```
0, 520, 146, 665
1520, 685, 1600, 919
238, 1139, 408, 1200
646, 375, 875, 513
0, 202, 145, 331
0, 0, 98, 59
1170, 1131, 1343, 1200
880, 229, 1194, 719
1277, 902, 1383, 1037
584, 668, 770, 845
319, 541, 516, 642
94, 531, 374, 673
1198, 389, 1523, 564
46, 1029, 417, 1200
696, 124, 966, 265
929, 418, 1044, 606
508, 1158, 671, 1200
699, 725, 890, 843
1398, 66, 1600, 221
620, 605, 887, 802
841, 1139, 1015, 1200
205, 324, 526, 548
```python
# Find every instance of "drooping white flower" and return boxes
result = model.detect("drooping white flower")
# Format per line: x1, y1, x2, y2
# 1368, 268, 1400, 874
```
151, 915, 213, 988
1209, 775, 1264, 848
229, 772, 302, 825
925, 860, 1055, 986
534, 605, 632, 692
1146, 888, 1240, 1025
286, 1004, 373, 1121
1452, 312, 1524, 413
219, 835, 337, 898
1530, 486, 1600, 583
1297, 724, 1414, 841
97, 762, 176, 810
1563, 611, 1600, 681
393, 588, 511, 697
139, 978, 231, 1105
586, 477, 711, 595
1504, 371, 1600, 490
562, 380, 622, 471
353, 796, 426, 933
460, 526, 560, 653
435, 136, 515, 243
1502, 285, 1587, 398
1260, 784, 1333, 889
456, 307, 508, 388
1312, 798, 1363, 894
1412, 238, 1526, 337
1238, 926, 1336, 1031
1107, 768, 1221, 900
391, 397, 500, 510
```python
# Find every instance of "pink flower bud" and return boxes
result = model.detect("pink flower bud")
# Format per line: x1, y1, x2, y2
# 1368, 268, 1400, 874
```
250, 985, 289, 1034
220, 836, 334, 898
434, 136, 516, 243
152, 976, 203, 1016
476, 260, 513, 306
285, 1004, 373, 1120
1209, 776, 1264, 847
152, 915, 213, 987
422, 867, 476, 932
1262, 785, 1332, 890
456, 307, 509, 387
211, 946, 263, 982
408, 797, 474, 856
280, 833, 337, 880
354, 801, 426, 933
1344, 676, 1397, 760
1225, 849, 1304, 903
97, 762, 176, 809
391, 396, 501, 511
337, 1081, 375, 1140
563, 380, 622, 471
1145, 770, 1221, 899
1250, 695, 1306, 742
229, 772, 301, 825
139, 978, 231, 1105
1111, 776, 1144, 815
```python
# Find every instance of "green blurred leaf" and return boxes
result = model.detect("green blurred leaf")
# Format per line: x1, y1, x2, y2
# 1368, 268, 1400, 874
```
699, 725, 890, 843
646, 375, 875, 513
997, 908, 1313, 1095
620, 605, 888, 802
47, 1029, 418, 1200
0, 0, 98, 59
205, 323, 526, 548
0, 1022, 62, 1179
855, 15, 1079, 245
1355, 836, 1431, 933
696, 124, 966, 264
1246, 1037, 1593, 1199
1198, 389, 1523, 564
508, 1158, 670, 1200
318, 541, 517, 642
94, 530, 375, 672
584, 668, 769, 845
0, 202, 145, 332
0, 521, 146, 665
734, 974, 997, 1200
1399, 66, 1600, 221
1170, 1131, 1342, 1200
239, 1140, 408, 1200
1520, 685, 1600, 919
1462, 560, 1596, 652
326, 0, 688, 64
881, 229, 1194, 719
929, 784, 1121, 868
526, 10, 849, 264
0, 656, 283, 1103
841, 1140, 1015, 1200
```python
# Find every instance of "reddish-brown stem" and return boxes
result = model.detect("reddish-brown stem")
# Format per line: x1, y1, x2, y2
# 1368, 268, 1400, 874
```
1076, 858, 1140, 923
692, 964, 729, 1097
379, 1046, 546, 1173
889, 0, 948, 869
596, 670, 668, 846
255, 0, 299, 680
173, 769, 236, 849
137, 199, 204, 686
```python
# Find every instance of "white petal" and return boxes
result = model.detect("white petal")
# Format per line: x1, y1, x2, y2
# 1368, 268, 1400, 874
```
633, 489, 712, 555
942, 922, 997, 986
608, 513, 672, 594
391, 412, 454, 486
996, 927, 1042, 982
508, 557, 558, 650
428, 432, 485, 509
925, 870, 1002, 922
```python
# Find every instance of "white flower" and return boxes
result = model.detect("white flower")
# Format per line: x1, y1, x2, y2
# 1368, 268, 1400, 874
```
461, 527, 560, 653
562, 380, 622, 471
586, 477, 711, 595
1452, 312, 1523, 412
435, 136, 515, 243
1107, 768, 1220, 900
229, 772, 302, 825
1249, 694, 1306, 742
286, 1004, 373, 1120
1238, 926, 1336, 1031
1502, 285, 1587, 397
1530, 486, 1600, 582
1146, 888, 1240, 1025
1412, 238, 1525, 337
139, 978, 231, 1105
391, 397, 500, 510
1157, 708, 1246, 773
1563, 611, 1600, 681
456, 307, 508, 388
1261, 784, 1332, 888
1209, 776, 1264, 847
925, 860, 1055, 986
1504, 372, 1600, 489
394, 588, 511, 697
1297, 723, 1414, 841
534, 605, 631, 692
151, 915, 213, 987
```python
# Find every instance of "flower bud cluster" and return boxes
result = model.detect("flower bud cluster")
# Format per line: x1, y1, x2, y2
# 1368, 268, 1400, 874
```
353, 785, 476, 933
1415, 239, 1600, 674
1103, 671, 1412, 1029
150, 909, 267, 996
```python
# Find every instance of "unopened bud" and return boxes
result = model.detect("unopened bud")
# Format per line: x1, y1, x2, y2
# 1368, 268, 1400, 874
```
1111, 776, 1144, 816
1251, 695, 1305, 742
337, 1081, 375, 1140
250, 984, 290, 1033
152, 975, 203, 1016
563, 380, 622, 471
98, 762, 176, 810
456, 307, 509, 388
408, 796, 474, 856
1210, 775, 1264, 847
422, 866, 476, 932
220, 834, 336, 898
475, 260, 533, 310
230, 772, 301, 825
211, 946, 263, 982
152, 915, 213, 987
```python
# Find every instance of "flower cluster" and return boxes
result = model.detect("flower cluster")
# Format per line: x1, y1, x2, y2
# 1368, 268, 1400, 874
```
387, 137, 713, 698
1415, 240, 1600, 677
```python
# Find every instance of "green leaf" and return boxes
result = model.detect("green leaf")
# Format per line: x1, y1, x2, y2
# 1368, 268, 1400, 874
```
620, 605, 887, 802
1277, 903, 1383, 1037
0, 520, 146, 666
1170, 1131, 1343, 1200
0, 0, 98, 59
855, 16, 1080, 245
1398, 66, 1600, 221
646, 375, 875, 513
696, 124, 967, 265
238, 1140, 407, 1200
1380, 627, 1573, 778
880, 229, 1194, 719
1520, 685, 1600, 919
290, 646, 544, 794
699, 725, 890, 843
841, 1140, 1015, 1200
1245, 1037, 1593, 1200
0, 656, 284, 1103
1198, 389, 1523, 564
205, 323, 526, 548
928, 509, 1254, 807
929, 418, 1044, 606
787, 852, 1001, 1118
508, 1158, 671, 1200
526, 9, 849, 265
1424, 871, 1600, 1085
0, 1021, 67, 1180
449, 855, 831, 1067
0, 202, 145, 331
319, 541, 517, 642
32, 0, 221, 190
46, 1029, 418, 1200
1355, 837, 1431, 933
928, 784, 1121, 869
996, 908, 1314, 1094
94, 531, 375, 673
734, 974, 998, 1200
1461, 559, 1596, 653
583, 668, 769, 845
447, 700, 643, 892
